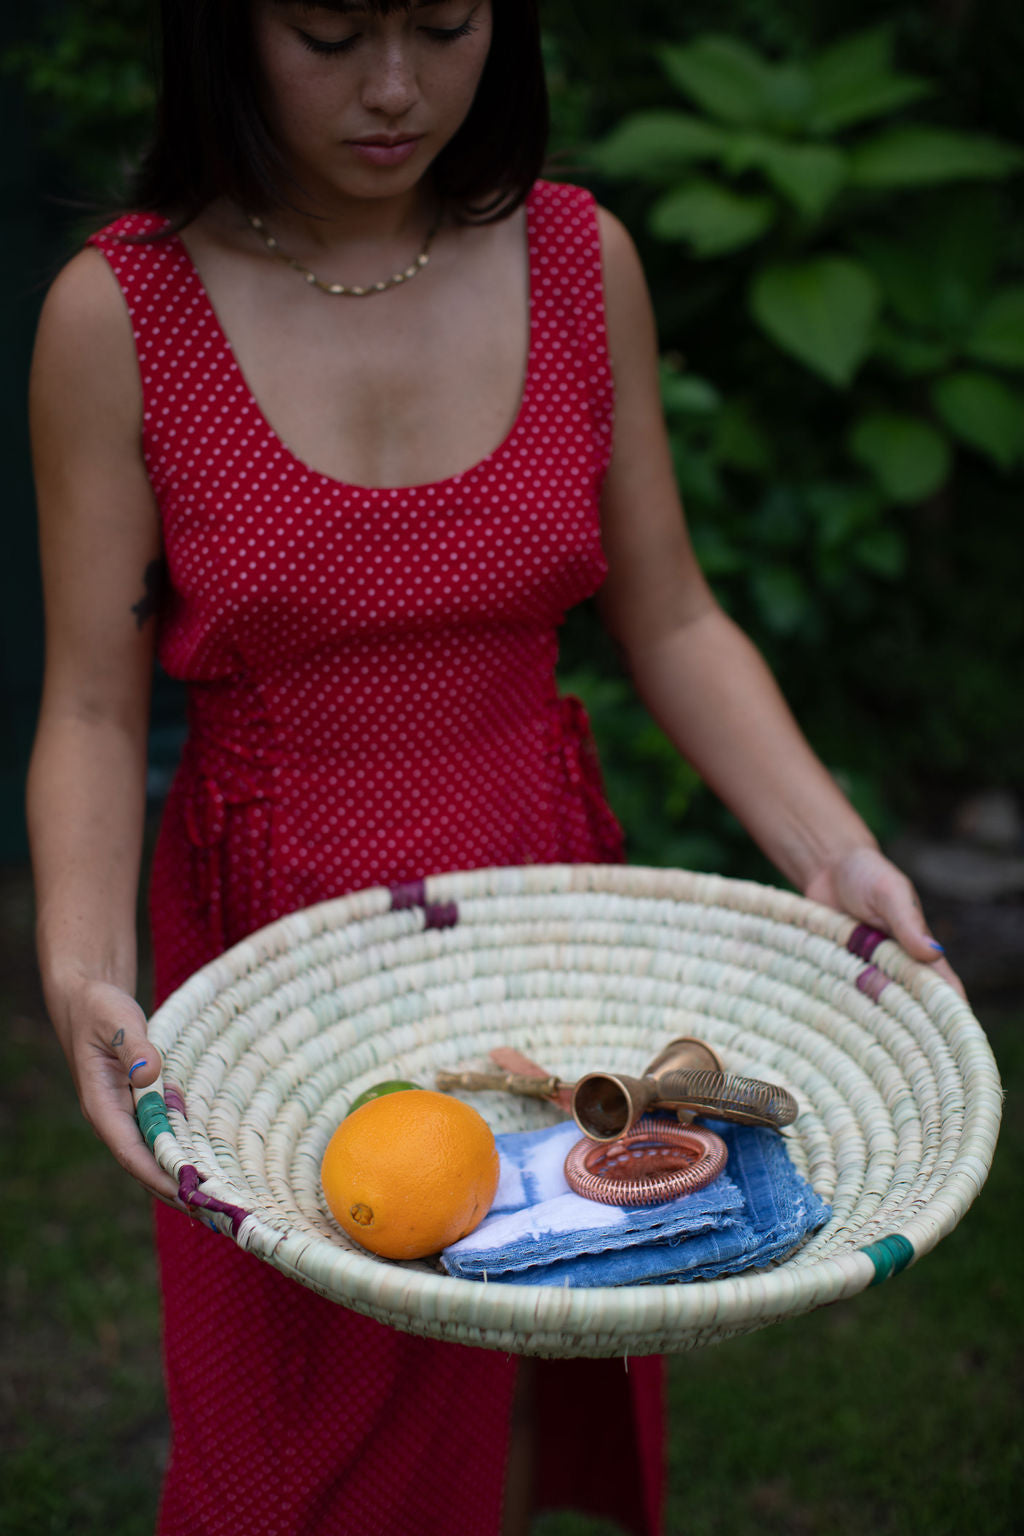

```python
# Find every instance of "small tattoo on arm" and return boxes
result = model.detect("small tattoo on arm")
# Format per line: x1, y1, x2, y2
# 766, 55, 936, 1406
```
131, 557, 167, 629
111, 1028, 125, 1048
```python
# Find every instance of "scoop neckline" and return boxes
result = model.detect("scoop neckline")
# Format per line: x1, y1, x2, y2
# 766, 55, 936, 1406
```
165, 193, 539, 496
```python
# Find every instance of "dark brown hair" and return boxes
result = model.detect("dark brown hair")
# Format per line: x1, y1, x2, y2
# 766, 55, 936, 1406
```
130, 0, 548, 227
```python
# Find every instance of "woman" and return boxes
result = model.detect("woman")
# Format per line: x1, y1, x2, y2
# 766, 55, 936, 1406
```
27, 2, 959, 1532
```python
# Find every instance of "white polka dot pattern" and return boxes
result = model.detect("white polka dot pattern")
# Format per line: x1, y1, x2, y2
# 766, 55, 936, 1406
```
88, 184, 668, 1536
89, 181, 625, 1002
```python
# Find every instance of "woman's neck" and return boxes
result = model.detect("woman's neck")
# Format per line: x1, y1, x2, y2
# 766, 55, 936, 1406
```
248, 180, 439, 256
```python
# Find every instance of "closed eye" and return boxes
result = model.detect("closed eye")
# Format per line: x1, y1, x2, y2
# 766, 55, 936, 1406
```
296, 15, 479, 55
422, 19, 478, 43
297, 30, 359, 55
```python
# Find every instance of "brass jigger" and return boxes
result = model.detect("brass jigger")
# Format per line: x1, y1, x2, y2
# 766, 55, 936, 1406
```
571, 1036, 799, 1141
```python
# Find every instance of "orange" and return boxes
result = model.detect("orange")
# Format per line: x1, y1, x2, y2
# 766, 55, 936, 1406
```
321, 1089, 500, 1261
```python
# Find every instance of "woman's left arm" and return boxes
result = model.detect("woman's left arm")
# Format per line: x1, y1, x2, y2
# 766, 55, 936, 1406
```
594, 208, 962, 993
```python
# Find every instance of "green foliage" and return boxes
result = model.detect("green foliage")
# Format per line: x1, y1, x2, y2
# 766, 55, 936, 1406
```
5, 0, 153, 195
571, 15, 1024, 868
750, 256, 880, 386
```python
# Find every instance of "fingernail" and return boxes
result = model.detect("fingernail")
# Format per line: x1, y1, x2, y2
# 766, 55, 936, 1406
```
128, 1058, 148, 1081
928, 940, 945, 954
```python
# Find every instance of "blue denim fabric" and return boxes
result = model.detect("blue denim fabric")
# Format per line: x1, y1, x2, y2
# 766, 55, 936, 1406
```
442, 1117, 830, 1288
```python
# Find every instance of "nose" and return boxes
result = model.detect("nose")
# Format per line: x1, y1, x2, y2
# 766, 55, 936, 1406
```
361, 40, 420, 119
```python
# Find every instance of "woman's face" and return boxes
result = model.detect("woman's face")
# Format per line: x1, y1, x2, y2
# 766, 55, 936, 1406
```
250, 0, 494, 209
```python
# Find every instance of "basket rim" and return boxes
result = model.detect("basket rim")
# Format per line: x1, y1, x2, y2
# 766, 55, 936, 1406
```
139, 863, 1003, 1353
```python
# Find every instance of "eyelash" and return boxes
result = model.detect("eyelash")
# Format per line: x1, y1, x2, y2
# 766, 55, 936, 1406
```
298, 20, 478, 56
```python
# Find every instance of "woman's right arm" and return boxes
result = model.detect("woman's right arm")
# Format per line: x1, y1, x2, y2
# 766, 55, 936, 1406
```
27, 246, 180, 1203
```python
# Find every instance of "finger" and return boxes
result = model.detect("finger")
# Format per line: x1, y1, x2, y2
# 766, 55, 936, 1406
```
927, 955, 967, 1001
876, 905, 968, 1001
88, 1087, 183, 1204
102, 1005, 164, 1092
80, 995, 179, 1203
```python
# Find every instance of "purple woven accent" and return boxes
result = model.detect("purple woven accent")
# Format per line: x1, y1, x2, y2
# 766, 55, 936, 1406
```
425, 901, 459, 930
164, 1084, 188, 1118
389, 879, 427, 911
178, 1165, 250, 1237
847, 923, 888, 963
856, 965, 891, 1003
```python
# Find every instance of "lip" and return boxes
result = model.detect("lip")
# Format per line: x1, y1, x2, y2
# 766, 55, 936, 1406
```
347, 135, 423, 167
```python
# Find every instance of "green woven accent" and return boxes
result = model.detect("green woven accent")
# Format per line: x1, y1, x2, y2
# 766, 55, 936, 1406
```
136, 1090, 174, 1153
862, 1234, 915, 1285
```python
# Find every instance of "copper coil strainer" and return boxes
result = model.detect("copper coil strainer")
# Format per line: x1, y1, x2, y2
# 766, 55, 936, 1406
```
563, 1117, 728, 1206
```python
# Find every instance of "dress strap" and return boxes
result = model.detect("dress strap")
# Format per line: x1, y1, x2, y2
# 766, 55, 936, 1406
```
86, 215, 258, 515
525, 182, 616, 489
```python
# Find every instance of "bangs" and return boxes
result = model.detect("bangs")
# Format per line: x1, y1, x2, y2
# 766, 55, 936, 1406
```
271, 2, 421, 13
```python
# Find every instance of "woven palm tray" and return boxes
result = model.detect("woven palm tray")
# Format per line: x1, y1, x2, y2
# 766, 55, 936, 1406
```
134, 864, 1002, 1357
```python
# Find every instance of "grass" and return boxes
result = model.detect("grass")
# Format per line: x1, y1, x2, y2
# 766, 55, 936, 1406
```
1, 863, 1021, 1536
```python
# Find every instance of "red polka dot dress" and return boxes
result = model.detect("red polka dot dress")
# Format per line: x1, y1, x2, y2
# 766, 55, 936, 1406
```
88, 182, 665, 1536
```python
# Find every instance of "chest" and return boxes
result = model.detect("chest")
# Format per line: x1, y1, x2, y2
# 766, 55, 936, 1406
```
181, 216, 530, 490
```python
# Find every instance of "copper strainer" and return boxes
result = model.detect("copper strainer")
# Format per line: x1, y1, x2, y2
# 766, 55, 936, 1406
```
571, 1036, 799, 1142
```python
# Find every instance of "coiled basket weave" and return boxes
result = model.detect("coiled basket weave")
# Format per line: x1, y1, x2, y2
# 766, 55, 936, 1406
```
135, 864, 1001, 1357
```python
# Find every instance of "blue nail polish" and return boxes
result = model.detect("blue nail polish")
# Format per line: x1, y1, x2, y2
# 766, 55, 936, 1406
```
128, 1058, 148, 1081
928, 940, 945, 954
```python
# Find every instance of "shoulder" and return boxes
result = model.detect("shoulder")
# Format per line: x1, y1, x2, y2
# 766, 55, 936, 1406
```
592, 205, 647, 297
40, 210, 174, 338
529, 186, 648, 307
32, 246, 143, 440
36, 245, 136, 364
593, 207, 656, 362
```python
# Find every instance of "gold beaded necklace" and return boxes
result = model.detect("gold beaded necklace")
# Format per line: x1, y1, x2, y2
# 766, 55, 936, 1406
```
246, 210, 440, 297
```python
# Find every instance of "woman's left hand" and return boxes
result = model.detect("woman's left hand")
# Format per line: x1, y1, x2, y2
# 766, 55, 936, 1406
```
804, 846, 965, 998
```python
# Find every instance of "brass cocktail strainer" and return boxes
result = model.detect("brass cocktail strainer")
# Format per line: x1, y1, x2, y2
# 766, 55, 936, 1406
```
571, 1036, 799, 1142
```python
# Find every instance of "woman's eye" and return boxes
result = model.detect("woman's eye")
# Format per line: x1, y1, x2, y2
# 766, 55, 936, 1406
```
297, 30, 360, 56
422, 20, 478, 44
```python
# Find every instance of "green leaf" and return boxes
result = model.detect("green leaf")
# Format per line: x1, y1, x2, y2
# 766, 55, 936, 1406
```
712, 399, 777, 475
753, 487, 805, 548
807, 28, 931, 135
848, 413, 952, 502
658, 37, 773, 127
849, 127, 1024, 189
755, 141, 849, 221
809, 25, 893, 96
872, 323, 954, 379
758, 62, 815, 136
806, 481, 886, 549
660, 369, 722, 417
966, 287, 1024, 372
650, 180, 776, 257
931, 371, 1024, 470
854, 193, 1001, 341
750, 257, 880, 386
810, 74, 933, 136
673, 447, 725, 509
852, 527, 907, 579
590, 111, 728, 181
690, 524, 746, 577
751, 565, 811, 634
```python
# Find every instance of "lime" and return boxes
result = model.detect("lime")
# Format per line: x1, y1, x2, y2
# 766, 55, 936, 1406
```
347, 1079, 421, 1115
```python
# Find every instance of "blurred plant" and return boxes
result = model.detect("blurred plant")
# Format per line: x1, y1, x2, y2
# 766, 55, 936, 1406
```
559, 24, 1024, 871
5, 0, 153, 197
592, 28, 1024, 480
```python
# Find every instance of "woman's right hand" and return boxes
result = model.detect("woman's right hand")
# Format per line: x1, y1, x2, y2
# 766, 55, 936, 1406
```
28, 247, 183, 1211
58, 978, 182, 1206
